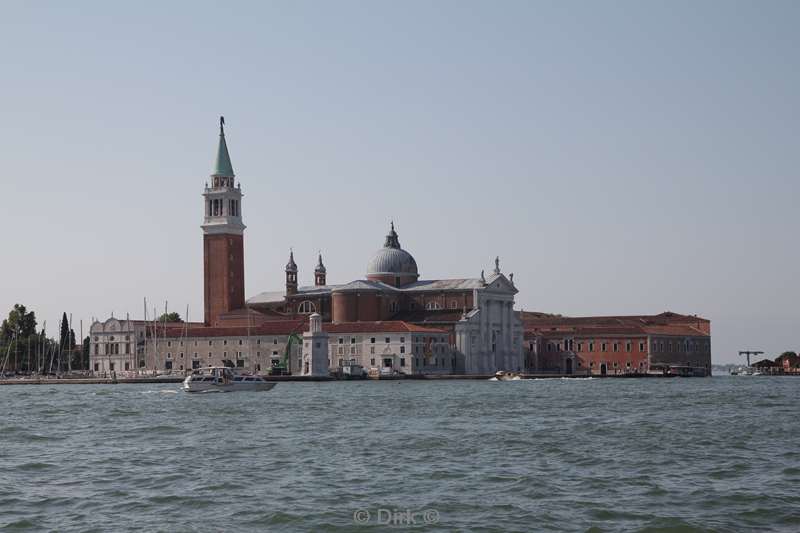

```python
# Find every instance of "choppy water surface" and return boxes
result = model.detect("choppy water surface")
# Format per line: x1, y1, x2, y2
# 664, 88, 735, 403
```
1, 377, 798, 532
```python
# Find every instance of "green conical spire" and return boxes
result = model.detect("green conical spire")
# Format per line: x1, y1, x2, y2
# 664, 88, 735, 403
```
212, 116, 235, 177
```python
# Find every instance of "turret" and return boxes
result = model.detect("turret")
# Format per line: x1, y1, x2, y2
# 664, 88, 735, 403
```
285, 250, 298, 296
314, 252, 327, 286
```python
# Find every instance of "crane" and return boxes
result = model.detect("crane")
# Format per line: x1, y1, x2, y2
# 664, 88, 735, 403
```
268, 333, 303, 376
738, 350, 763, 367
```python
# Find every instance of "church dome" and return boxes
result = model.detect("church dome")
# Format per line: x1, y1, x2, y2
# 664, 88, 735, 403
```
366, 222, 418, 277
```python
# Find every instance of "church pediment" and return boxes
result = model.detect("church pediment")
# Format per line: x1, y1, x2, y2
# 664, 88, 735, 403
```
483, 273, 518, 294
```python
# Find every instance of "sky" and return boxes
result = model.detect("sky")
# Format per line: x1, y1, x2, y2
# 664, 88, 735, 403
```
1, 1, 798, 363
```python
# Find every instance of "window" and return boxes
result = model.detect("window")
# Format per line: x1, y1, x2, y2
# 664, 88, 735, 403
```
370, 337, 375, 344
625, 342, 631, 352
350, 337, 356, 344
370, 347, 375, 354
209, 340, 213, 346
167, 341, 171, 347
389, 301, 398, 313
350, 347, 356, 355
450, 300, 458, 309
298, 301, 316, 314
400, 337, 405, 343
236, 360, 244, 368
370, 358, 375, 366
167, 352, 172, 359
589, 342, 594, 352
223, 340, 227, 345
613, 343, 618, 352
400, 346, 405, 354
93, 363, 99, 371
165, 361, 173, 370
639, 342, 645, 352
385, 337, 390, 344
400, 358, 406, 367
338, 347, 343, 355
601, 343, 607, 352
577, 343, 583, 352
208, 352, 212, 358
239, 339, 243, 345
338, 338, 344, 344
273, 338, 278, 345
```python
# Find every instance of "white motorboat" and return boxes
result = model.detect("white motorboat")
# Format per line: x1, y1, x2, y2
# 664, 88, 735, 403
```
491, 371, 522, 381
183, 367, 276, 393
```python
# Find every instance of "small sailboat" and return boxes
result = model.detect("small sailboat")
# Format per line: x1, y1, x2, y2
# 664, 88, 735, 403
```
183, 367, 276, 392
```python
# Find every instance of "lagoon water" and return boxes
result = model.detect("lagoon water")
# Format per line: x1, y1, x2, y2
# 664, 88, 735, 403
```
1, 377, 798, 532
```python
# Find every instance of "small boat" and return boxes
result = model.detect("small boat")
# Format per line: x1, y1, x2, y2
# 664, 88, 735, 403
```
183, 367, 276, 393
491, 371, 521, 381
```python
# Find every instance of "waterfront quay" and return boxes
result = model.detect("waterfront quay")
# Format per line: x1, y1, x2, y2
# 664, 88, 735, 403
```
0, 372, 693, 386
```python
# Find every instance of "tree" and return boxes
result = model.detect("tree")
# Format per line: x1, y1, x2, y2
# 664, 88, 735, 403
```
1, 304, 37, 341
775, 351, 799, 368
59, 313, 70, 349
157, 312, 183, 323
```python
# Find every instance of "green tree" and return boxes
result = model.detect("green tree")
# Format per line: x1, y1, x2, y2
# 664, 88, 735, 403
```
158, 312, 183, 323
1, 304, 37, 341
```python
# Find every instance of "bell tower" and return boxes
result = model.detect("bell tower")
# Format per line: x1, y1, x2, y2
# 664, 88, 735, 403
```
202, 116, 246, 326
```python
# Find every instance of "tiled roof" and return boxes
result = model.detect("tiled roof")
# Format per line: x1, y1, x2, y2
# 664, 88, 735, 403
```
323, 321, 446, 334
400, 278, 484, 291
159, 319, 445, 338
333, 280, 397, 292
522, 311, 710, 339
161, 319, 308, 338
391, 310, 466, 324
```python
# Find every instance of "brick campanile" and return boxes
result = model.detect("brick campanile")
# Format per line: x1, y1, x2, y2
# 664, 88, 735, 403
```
202, 117, 246, 326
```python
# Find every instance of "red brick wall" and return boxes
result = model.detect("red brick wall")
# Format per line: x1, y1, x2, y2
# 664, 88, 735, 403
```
204, 233, 244, 326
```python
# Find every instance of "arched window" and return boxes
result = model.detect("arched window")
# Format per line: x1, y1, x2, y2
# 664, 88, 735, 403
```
298, 301, 316, 314
389, 301, 398, 313
425, 301, 442, 311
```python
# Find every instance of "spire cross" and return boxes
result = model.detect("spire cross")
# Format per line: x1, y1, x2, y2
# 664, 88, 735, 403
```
220, 116, 225, 134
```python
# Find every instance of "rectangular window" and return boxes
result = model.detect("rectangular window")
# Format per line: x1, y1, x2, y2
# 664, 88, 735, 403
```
613, 343, 618, 352
577, 343, 583, 352
370, 358, 375, 365
400, 337, 405, 343
351, 337, 356, 344
400, 346, 405, 354
601, 343, 607, 352
370, 347, 375, 354
626, 342, 632, 352
639, 342, 645, 352
385, 337, 390, 344
589, 342, 594, 352
370, 337, 375, 344
400, 358, 406, 367
338, 338, 343, 344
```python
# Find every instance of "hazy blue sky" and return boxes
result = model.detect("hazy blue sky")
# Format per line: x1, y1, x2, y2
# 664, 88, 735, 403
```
2, 1, 798, 363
